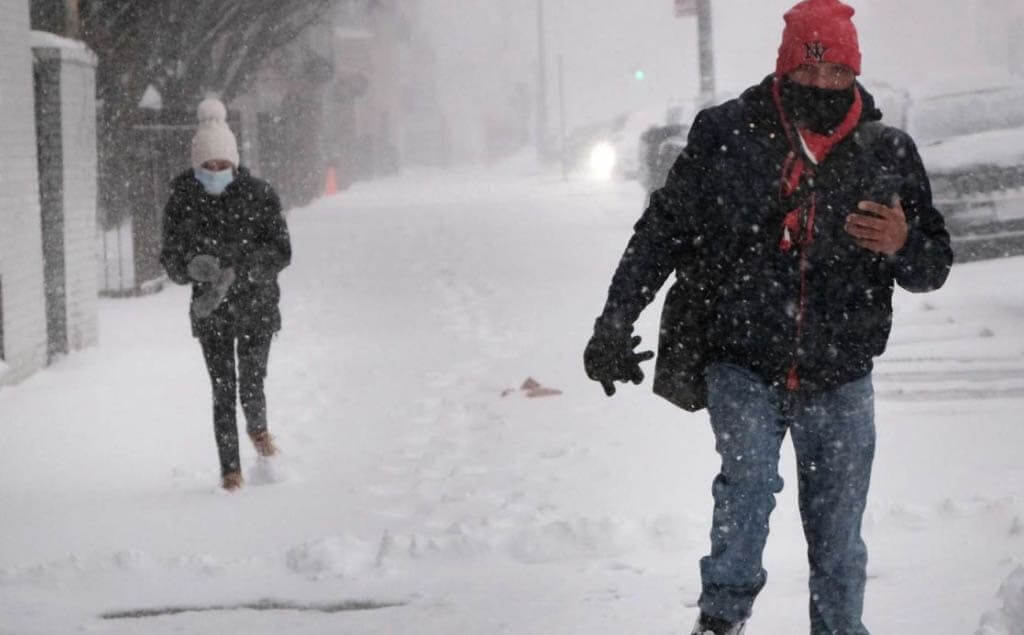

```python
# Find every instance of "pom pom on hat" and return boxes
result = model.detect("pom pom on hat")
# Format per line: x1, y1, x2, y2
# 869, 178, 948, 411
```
191, 98, 239, 170
197, 98, 228, 124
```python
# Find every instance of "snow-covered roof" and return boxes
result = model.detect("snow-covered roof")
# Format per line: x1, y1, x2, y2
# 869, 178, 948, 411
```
30, 30, 87, 51
903, 66, 1024, 101
919, 127, 1024, 173
30, 30, 97, 65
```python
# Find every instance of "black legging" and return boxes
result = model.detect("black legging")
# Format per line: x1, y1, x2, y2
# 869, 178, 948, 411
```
199, 332, 272, 475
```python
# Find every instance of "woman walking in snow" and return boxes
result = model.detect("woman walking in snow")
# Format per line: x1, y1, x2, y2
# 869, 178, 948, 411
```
160, 98, 292, 491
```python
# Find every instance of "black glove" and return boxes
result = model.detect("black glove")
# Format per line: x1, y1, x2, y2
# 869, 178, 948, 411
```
584, 328, 655, 397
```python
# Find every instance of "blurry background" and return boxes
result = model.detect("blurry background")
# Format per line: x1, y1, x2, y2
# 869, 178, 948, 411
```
6, 0, 1024, 374
419, 0, 1024, 160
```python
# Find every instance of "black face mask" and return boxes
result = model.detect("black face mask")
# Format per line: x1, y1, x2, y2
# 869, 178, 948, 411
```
779, 78, 856, 135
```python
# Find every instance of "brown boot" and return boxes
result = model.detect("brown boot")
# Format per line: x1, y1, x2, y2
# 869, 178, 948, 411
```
221, 471, 244, 491
250, 431, 278, 458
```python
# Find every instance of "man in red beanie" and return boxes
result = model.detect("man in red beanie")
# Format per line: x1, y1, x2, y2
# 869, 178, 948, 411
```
584, 1, 952, 633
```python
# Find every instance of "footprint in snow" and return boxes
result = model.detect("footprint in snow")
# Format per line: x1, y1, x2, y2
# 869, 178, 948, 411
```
247, 456, 295, 486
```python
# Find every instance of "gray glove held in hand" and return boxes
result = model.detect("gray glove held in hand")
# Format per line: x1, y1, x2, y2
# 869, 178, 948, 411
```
191, 267, 236, 319
187, 255, 221, 282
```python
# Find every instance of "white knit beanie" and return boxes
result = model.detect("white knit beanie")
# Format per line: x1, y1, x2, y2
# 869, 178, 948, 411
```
191, 98, 239, 170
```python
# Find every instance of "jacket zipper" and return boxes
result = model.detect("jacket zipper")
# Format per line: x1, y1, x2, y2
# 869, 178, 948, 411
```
787, 192, 816, 392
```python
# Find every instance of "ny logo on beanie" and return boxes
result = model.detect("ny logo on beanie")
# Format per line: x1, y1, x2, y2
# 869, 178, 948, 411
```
777, 0, 861, 76
804, 41, 828, 63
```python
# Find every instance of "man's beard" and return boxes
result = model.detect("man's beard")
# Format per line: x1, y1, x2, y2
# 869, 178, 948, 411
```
779, 78, 856, 135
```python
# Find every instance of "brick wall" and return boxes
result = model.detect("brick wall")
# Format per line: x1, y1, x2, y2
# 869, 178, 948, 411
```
0, 0, 47, 385
61, 53, 99, 352
33, 41, 99, 353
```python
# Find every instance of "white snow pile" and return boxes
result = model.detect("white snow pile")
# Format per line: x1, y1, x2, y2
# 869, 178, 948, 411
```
919, 127, 1024, 174
505, 517, 639, 564
977, 566, 1024, 635
246, 455, 295, 486
285, 535, 378, 580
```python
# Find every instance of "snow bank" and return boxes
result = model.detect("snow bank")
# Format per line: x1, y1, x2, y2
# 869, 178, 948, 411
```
977, 566, 1024, 635
505, 517, 641, 564
919, 128, 1024, 173
285, 535, 378, 580
246, 455, 295, 486
906, 68, 1024, 101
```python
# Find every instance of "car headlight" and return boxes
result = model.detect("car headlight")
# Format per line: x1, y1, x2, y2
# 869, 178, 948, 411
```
589, 142, 617, 181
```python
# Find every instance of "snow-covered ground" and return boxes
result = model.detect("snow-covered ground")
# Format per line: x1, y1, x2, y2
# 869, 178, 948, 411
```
1, 168, 1023, 634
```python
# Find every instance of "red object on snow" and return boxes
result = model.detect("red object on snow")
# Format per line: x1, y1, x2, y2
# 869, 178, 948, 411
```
501, 377, 563, 399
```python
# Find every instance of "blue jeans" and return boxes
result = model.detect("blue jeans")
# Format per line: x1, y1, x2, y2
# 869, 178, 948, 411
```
699, 363, 874, 634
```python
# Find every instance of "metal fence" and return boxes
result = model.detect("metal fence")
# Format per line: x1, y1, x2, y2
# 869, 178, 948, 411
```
98, 109, 243, 295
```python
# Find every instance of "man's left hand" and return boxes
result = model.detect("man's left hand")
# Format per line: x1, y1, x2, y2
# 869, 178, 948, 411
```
845, 197, 908, 255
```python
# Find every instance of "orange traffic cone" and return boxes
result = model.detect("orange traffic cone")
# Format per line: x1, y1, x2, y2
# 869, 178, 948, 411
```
324, 166, 339, 196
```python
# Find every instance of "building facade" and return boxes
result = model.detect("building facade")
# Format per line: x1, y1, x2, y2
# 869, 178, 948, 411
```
32, 31, 99, 358
0, 0, 47, 384
232, 0, 445, 201
1, 0, 99, 386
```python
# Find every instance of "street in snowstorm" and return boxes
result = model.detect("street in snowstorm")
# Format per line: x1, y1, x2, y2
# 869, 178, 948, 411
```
4, 0, 1024, 634
1, 170, 1023, 633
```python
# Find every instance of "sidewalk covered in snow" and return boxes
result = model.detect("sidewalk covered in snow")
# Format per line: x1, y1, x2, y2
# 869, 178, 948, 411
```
1, 171, 1023, 634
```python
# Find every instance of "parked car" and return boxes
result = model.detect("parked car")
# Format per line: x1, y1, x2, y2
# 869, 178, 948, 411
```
563, 116, 627, 180
908, 77, 1024, 261
566, 106, 687, 181
637, 123, 687, 199
636, 95, 733, 200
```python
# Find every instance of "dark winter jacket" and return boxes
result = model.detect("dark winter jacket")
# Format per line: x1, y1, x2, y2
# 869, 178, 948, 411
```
597, 76, 953, 401
160, 167, 291, 338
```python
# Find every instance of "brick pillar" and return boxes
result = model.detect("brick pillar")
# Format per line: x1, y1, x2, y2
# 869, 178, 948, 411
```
0, 0, 47, 385
32, 34, 99, 361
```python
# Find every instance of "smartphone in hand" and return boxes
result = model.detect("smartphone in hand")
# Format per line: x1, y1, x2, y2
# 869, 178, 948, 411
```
863, 174, 904, 212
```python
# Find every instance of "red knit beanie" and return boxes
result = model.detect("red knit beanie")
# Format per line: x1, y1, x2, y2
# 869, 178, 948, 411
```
776, 0, 861, 77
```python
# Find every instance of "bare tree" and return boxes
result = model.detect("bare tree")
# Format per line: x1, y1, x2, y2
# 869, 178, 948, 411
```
75, 0, 336, 235
80, 0, 334, 125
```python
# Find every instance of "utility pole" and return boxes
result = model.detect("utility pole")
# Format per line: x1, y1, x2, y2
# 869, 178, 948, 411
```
536, 0, 549, 159
558, 53, 567, 180
696, 0, 715, 104
65, 0, 80, 38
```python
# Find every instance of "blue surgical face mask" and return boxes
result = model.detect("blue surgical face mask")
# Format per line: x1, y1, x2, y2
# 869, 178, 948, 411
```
195, 167, 235, 196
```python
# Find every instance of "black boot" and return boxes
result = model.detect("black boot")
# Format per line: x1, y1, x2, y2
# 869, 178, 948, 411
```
691, 613, 746, 635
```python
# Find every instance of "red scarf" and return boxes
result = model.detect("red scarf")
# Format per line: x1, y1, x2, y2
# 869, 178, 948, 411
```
771, 77, 863, 251
770, 77, 862, 390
